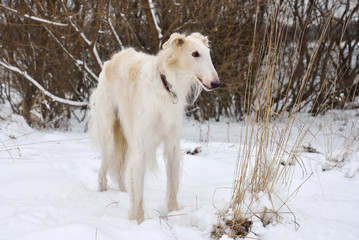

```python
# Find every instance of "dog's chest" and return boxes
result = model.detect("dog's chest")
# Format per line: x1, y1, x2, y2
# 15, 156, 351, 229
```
145, 101, 182, 138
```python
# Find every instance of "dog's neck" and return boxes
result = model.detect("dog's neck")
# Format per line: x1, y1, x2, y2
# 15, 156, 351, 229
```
160, 73, 178, 104
157, 50, 197, 105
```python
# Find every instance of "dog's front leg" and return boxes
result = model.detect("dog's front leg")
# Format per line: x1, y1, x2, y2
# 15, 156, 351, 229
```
164, 139, 181, 213
126, 150, 145, 223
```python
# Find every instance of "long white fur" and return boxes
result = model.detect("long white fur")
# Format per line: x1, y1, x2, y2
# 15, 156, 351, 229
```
89, 32, 219, 223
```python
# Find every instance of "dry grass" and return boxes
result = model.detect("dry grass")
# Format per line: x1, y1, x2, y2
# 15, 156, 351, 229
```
212, 1, 349, 239
211, 216, 254, 239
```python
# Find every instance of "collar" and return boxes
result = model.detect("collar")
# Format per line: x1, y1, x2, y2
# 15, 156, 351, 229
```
160, 74, 178, 104
160, 74, 172, 93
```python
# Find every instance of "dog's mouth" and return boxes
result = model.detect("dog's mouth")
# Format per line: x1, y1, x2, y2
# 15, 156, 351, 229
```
196, 77, 215, 91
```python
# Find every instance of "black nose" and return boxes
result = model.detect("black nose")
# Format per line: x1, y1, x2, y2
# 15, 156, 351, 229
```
211, 82, 220, 89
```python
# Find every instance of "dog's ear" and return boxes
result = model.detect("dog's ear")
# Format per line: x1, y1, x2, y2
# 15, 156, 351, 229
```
190, 32, 209, 47
162, 33, 185, 49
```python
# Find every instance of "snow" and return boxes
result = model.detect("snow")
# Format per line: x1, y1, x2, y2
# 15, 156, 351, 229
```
0, 102, 358, 240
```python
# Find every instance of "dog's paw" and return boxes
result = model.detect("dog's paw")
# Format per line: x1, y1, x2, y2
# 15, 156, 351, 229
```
129, 208, 144, 224
118, 178, 127, 192
98, 176, 108, 192
168, 199, 178, 213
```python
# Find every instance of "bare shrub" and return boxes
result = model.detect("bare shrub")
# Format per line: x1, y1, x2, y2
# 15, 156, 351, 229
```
0, 1, 358, 127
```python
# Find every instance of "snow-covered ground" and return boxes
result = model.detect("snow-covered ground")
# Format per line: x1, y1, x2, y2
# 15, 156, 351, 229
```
0, 103, 358, 240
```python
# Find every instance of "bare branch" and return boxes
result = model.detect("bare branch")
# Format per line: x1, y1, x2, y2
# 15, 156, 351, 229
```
41, 24, 99, 82
0, 60, 88, 107
108, 16, 124, 50
148, 0, 163, 46
0, 4, 68, 26
60, 0, 103, 70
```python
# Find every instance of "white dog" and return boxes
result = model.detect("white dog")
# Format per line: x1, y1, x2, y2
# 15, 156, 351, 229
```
89, 32, 219, 223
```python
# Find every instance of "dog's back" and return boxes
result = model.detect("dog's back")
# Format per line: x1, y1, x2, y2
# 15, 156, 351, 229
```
89, 48, 153, 145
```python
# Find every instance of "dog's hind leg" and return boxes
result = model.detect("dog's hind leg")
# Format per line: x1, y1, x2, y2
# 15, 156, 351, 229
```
98, 152, 109, 192
98, 117, 121, 192
117, 165, 126, 192
126, 148, 146, 223
113, 119, 128, 192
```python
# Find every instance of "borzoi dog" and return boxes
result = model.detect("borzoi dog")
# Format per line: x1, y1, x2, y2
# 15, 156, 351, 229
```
89, 32, 219, 223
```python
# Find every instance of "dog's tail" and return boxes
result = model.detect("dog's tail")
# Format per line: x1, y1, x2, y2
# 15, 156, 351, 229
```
89, 66, 129, 190
88, 62, 113, 146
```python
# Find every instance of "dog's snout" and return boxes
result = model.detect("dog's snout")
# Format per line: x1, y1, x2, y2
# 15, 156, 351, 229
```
210, 74, 220, 89
211, 81, 220, 89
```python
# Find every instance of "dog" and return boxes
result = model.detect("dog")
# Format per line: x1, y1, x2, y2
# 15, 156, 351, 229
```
89, 32, 219, 223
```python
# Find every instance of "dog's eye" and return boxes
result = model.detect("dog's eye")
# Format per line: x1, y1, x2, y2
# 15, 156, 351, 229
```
192, 51, 200, 58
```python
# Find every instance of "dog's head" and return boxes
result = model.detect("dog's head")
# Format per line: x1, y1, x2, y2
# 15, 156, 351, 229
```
162, 33, 220, 91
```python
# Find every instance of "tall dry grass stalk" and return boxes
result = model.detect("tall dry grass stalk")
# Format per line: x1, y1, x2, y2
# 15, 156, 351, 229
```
213, 1, 347, 238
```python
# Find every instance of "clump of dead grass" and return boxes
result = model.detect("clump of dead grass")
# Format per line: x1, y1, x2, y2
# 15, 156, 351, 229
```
211, 215, 253, 239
